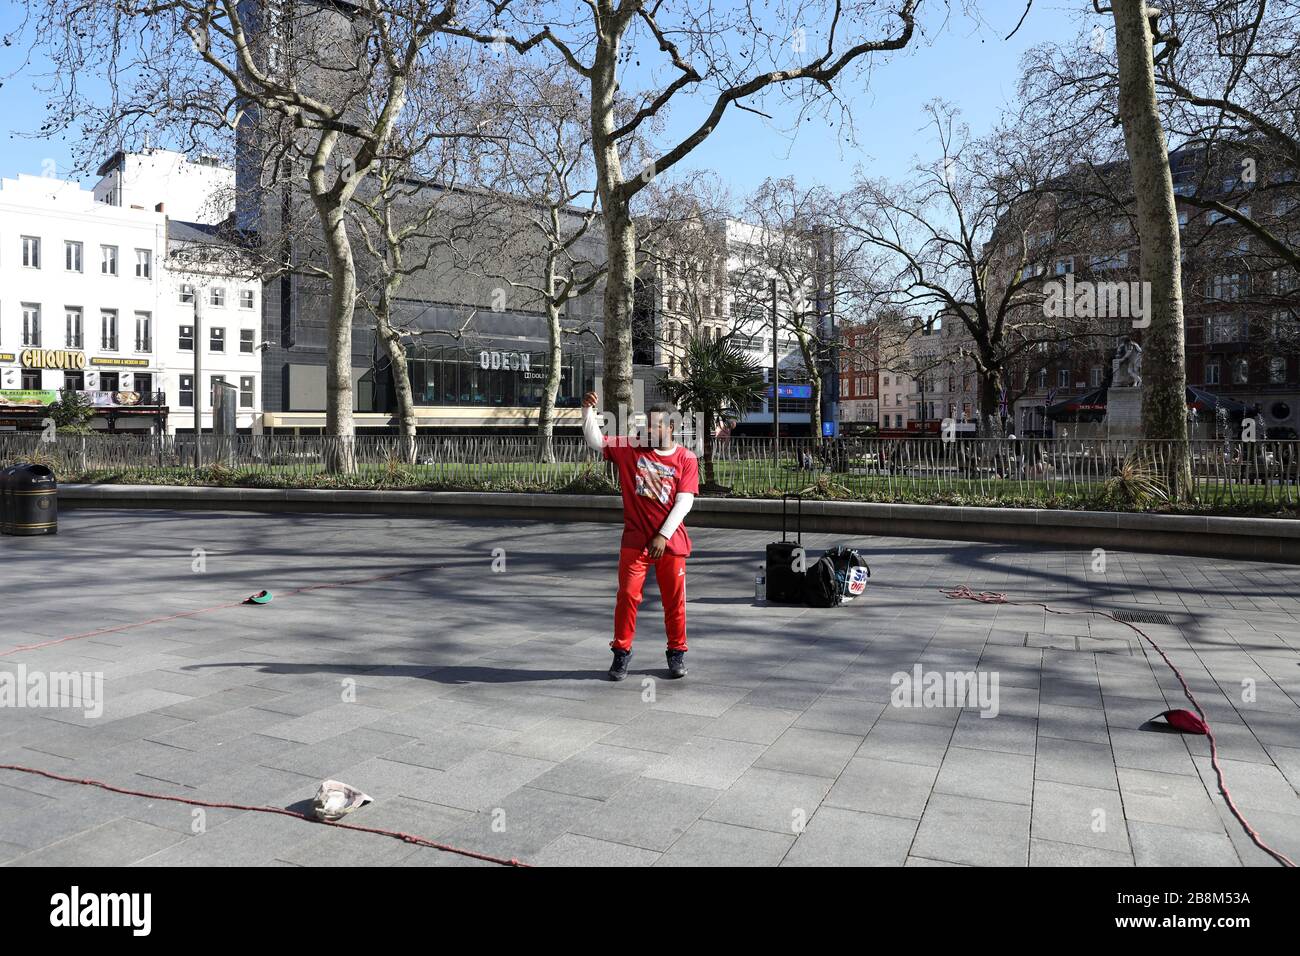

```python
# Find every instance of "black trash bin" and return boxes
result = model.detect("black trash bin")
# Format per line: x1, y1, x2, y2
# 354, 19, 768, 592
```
0, 463, 24, 535
7, 464, 58, 536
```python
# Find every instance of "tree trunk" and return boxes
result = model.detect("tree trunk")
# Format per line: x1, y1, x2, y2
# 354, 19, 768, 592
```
377, 306, 416, 464
978, 366, 1001, 429
702, 407, 716, 487
314, 182, 357, 474
591, 37, 634, 417
537, 298, 563, 464
796, 332, 823, 441
1111, 0, 1190, 497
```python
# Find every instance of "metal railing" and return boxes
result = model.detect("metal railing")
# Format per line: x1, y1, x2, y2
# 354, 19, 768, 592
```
1, 433, 1297, 509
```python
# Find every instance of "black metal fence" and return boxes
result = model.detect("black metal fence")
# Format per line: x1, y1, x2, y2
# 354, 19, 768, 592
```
1, 433, 1296, 507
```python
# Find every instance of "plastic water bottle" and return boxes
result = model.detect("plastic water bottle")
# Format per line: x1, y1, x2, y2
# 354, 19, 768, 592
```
755, 564, 766, 603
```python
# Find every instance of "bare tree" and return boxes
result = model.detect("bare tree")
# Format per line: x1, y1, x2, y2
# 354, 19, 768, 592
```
731, 178, 839, 439
435, 0, 925, 417
25, 0, 460, 472
836, 102, 1112, 426
469, 64, 607, 462
349, 50, 503, 461
1108, 0, 1190, 492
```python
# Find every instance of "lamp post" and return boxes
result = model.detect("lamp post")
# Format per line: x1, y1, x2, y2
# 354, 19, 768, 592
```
193, 292, 202, 467
771, 277, 780, 472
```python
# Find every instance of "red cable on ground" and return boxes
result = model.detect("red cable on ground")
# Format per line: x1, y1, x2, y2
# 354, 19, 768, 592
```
941, 584, 1297, 868
3, 566, 533, 867
0, 764, 529, 867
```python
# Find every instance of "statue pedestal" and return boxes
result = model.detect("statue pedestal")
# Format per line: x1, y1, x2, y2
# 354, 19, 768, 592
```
1106, 386, 1144, 439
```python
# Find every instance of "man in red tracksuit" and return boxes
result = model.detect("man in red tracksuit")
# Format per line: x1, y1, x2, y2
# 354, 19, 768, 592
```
582, 392, 698, 681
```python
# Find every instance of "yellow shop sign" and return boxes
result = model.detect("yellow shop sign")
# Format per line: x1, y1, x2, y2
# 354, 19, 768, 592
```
90, 357, 150, 368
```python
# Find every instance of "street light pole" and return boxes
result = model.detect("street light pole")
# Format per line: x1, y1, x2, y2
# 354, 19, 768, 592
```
193, 293, 202, 467
771, 277, 780, 472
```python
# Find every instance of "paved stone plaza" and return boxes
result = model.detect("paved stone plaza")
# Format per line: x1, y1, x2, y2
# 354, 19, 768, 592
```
2, 508, 1299, 866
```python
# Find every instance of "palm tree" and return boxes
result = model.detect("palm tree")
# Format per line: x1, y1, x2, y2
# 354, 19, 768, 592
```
658, 335, 767, 490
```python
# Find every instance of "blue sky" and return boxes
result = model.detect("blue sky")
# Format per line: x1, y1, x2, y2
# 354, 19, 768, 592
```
0, 1, 1085, 194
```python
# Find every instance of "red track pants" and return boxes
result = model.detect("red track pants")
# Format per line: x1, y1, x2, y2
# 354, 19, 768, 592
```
613, 547, 688, 654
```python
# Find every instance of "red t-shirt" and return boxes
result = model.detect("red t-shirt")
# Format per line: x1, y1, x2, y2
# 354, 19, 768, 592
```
603, 439, 700, 556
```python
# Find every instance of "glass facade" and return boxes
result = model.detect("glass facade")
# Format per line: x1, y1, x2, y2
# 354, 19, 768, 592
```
405, 343, 596, 409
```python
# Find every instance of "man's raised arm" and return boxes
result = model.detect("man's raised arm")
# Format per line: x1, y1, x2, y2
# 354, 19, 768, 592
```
581, 391, 604, 452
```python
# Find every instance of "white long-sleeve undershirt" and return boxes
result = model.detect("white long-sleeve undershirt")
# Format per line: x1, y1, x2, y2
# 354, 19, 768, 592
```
582, 406, 696, 540
657, 492, 695, 541
582, 405, 604, 452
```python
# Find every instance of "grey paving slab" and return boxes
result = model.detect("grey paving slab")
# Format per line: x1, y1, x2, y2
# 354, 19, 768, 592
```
654, 819, 795, 867
934, 746, 1035, 806
4, 508, 1300, 867
642, 735, 767, 790
1031, 780, 1132, 855
701, 767, 832, 834
1127, 821, 1242, 866
783, 807, 918, 866
753, 727, 862, 779
911, 792, 1031, 866
1033, 736, 1119, 791
823, 755, 939, 820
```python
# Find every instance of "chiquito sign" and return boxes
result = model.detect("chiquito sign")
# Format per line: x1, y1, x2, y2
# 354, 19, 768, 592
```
21, 348, 86, 370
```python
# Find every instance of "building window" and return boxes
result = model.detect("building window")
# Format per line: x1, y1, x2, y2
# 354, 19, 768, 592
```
66, 307, 83, 349
1058, 368, 1070, 388
240, 376, 255, 409
179, 284, 195, 304
1269, 357, 1286, 384
210, 287, 225, 307
135, 248, 152, 279
21, 368, 42, 390
209, 374, 226, 408
1037, 369, 1048, 389
1054, 257, 1074, 275
99, 371, 119, 392
179, 374, 194, 408
22, 303, 41, 347
1206, 359, 1221, 385
1206, 314, 1245, 344
134, 312, 152, 352
1232, 357, 1249, 384
101, 309, 119, 350
240, 329, 256, 353
101, 245, 119, 276
1271, 310, 1297, 341
1090, 366, 1102, 387
179, 325, 194, 351
1089, 251, 1129, 271
240, 289, 255, 310
64, 370, 84, 391
65, 240, 82, 272
134, 372, 153, 398
22, 236, 41, 268
1207, 273, 1245, 301
210, 327, 225, 353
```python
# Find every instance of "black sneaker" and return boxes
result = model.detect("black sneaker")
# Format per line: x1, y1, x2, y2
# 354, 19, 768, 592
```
608, 648, 631, 682
666, 650, 688, 679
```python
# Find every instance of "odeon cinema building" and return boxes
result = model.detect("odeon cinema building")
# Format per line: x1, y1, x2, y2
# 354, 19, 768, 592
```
242, 177, 638, 437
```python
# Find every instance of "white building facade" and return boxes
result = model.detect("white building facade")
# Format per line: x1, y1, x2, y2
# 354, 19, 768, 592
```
0, 154, 260, 436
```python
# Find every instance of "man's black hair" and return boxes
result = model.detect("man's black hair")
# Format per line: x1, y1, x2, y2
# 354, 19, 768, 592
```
647, 401, 680, 418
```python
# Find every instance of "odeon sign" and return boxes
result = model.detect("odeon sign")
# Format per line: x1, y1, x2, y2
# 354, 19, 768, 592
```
478, 350, 531, 372
20, 349, 86, 370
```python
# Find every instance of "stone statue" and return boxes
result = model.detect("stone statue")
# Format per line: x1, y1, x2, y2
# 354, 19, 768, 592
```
1112, 337, 1143, 388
